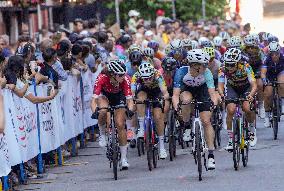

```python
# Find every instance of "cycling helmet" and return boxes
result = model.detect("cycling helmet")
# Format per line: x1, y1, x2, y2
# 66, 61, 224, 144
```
129, 50, 142, 65
138, 62, 155, 79
203, 47, 215, 59
181, 39, 192, 48
228, 36, 242, 48
187, 49, 210, 65
219, 31, 230, 41
213, 36, 223, 47
143, 47, 155, 58
169, 39, 182, 50
128, 44, 141, 53
198, 37, 209, 46
244, 34, 258, 46
162, 57, 177, 72
268, 35, 279, 43
268, 41, 281, 53
252, 33, 260, 44
223, 48, 242, 65
107, 59, 126, 75
191, 40, 199, 49
148, 40, 159, 52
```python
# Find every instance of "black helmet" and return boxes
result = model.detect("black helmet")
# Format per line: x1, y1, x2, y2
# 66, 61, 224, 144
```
129, 50, 142, 66
162, 57, 177, 72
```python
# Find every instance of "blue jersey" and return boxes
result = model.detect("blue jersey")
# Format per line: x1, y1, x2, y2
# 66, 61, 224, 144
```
173, 66, 215, 89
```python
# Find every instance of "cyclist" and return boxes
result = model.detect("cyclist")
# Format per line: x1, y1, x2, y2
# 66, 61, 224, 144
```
162, 57, 178, 96
218, 48, 258, 150
228, 36, 242, 49
131, 62, 170, 159
261, 41, 284, 127
142, 47, 163, 74
91, 59, 134, 169
167, 39, 187, 67
243, 34, 266, 118
172, 49, 219, 170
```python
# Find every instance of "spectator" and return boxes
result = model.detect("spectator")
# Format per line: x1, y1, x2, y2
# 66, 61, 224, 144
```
142, 30, 154, 48
73, 18, 84, 34
0, 35, 12, 57
0, 87, 4, 134
156, 9, 165, 29
128, 10, 140, 33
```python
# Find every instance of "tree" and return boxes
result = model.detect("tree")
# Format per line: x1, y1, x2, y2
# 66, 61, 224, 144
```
102, 0, 227, 26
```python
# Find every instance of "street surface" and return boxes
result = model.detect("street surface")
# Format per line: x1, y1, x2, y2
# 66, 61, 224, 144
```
18, 117, 284, 191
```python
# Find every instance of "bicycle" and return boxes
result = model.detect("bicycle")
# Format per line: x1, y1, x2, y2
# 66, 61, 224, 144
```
93, 105, 127, 180
225, 98, 251, 170
136, 98, 163, 171
136, 114, 145, 157
179, 100, 211, 181
266, 80, 282, 140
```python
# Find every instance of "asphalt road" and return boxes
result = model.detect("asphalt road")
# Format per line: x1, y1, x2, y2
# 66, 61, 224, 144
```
18, 116, 284, 191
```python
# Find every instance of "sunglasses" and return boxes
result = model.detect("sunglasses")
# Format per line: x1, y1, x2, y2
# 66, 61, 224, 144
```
142, 76, 154, 81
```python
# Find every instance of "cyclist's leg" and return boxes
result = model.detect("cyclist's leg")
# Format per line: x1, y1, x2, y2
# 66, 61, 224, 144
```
97, 96, 109, 147
180, 90, 193, 141
136, 90, 147, 138
257, 77, 265, 118
226, 85, 237, 149
263, 85, 273, 127
277, 71, 284, 112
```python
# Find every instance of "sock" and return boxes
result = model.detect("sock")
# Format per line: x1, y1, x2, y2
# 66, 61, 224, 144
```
208, 150, 214, 158
159, 136, 165, 150
120, 145, 128, 160
265, 112, 270, 118
248, 123, 255, 133
227, 130, 233, 141
138, 117, 145, 131
98, 124, 106, 136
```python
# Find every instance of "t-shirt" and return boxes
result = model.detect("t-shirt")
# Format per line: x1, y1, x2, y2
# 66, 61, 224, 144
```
39, 62, 59, 89
16, 79, 31, 97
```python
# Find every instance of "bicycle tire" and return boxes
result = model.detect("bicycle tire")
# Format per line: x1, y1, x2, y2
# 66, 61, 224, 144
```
272, 95, 279, 140
111, 126, 118, 180
153, 145, 158, 168
242, 127, 249, 167
179, 125, 185, 149
195, 121, 202, 181
145, 118, 153, 171
232, 118, 240, 171
168, 110, 175, 161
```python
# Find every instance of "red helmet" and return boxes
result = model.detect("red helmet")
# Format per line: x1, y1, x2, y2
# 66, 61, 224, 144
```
156, 9, 165, 16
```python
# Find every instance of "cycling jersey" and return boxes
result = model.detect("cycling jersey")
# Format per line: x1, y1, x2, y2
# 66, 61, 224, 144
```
173, 66, 215, 89
167, 49, 187, 68
93, 74, 132, 99
243, 47, 265, 77
131, 69, 167, 93
218, 63, 256, 88
262, 53, 284, 80
155, 51, 165, 60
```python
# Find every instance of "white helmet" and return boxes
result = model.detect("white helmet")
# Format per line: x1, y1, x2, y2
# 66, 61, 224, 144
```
191, 40, 199, 49
143, 47, 154, 58
187, 49, 210, 65
262, 32, 270, 41
198, 37, 209, 46
128, 44, 141, 53
228, 36, 242, 48
138, 62, 155, 79
128, 10, 140, 17
243, 34, 258, 46
107, 59, 126, 75
251, 33, 260, 44
170, 39, 182, 50
181, 39, 192, 48
219, 31, 230, 41
213, 36, 223, 47
268, 41, 281, 53
223, 48, 242, 65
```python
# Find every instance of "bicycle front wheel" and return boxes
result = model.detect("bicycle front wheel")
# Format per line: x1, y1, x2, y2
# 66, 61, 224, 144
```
272, 96, 280, 140
195, 121, 202, 181
242, 127, 249, 167
145, 118, 153, 171
232, 118, 240, 171
168, 110, 176, 161
111, 126, 118, 180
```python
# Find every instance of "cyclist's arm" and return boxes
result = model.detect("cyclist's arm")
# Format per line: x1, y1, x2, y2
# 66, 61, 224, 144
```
157, 71, 169, 100
217, 66, 225, 97
172, 67, 185, 110
204, 69, 218, 104
91, 74, 104, 112
123, 75, 134, 112
260, 60, 268, 79
245, 64, 257, 96
131, 73, 138, 95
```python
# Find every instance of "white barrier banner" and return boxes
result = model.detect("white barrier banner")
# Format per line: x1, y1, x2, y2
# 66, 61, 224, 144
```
0, 72, 97, 177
